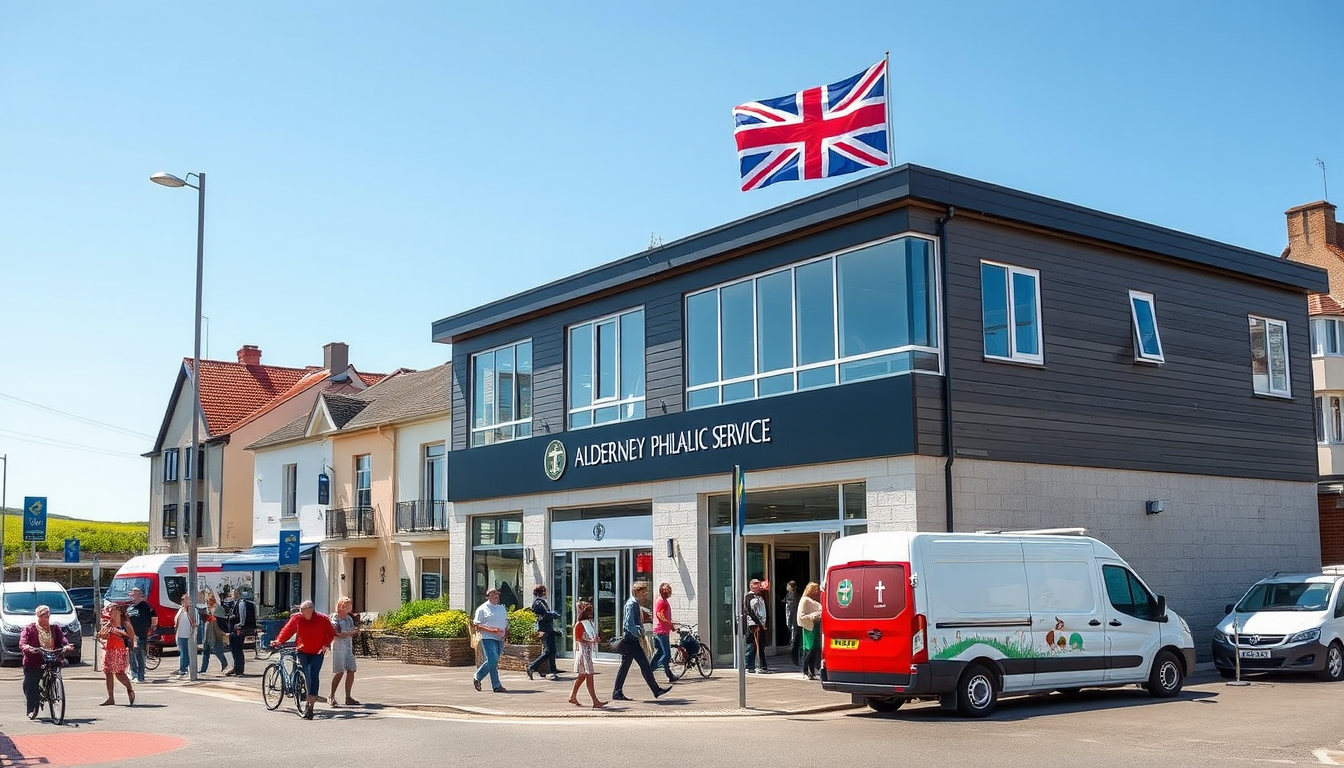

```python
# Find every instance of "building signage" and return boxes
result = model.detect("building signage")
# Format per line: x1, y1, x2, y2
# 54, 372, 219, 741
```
567, 418, 772, 471
544, 440, 566, 481
23, 497, 47, 543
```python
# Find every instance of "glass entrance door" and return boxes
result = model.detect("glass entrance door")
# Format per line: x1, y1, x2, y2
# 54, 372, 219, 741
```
575, 552, 623, 656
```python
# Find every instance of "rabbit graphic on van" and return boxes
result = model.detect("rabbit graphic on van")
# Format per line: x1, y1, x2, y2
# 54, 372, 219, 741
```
1044, 617, 1084, 652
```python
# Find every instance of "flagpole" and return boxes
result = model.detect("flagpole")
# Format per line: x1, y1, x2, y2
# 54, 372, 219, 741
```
884, 50, 895, 167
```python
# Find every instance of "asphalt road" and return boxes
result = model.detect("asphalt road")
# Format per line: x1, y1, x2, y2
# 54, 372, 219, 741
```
0, 665, 1341, 767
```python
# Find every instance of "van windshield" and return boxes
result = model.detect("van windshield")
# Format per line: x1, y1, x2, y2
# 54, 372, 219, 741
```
3, 591, 74, 615
106, 576, 153, 604
1236, 582, 1332, 612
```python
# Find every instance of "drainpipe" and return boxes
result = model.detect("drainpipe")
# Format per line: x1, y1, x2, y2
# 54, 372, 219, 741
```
938, 207, 956, 533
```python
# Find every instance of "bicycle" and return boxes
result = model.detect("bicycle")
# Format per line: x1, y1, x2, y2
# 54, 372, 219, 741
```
253, 630, 274, 661
669, 623, 714, 680
144, 639, 163, 671
260, 643, 308, 717
33, 649, 67, 724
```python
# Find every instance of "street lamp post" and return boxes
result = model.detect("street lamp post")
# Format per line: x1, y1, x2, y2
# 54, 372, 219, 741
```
1, 453, 8, 583
150, 170, 204, 682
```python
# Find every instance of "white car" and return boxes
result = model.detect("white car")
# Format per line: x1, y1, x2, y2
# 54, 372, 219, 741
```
1212, 567, 1344, 682
0, 581, 83, 665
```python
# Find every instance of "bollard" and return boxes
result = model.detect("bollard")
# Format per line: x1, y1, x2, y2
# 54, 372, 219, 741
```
1226, 614, 1249, 686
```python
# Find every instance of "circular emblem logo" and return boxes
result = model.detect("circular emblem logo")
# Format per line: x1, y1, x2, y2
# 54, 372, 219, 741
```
593, 523, 606, 541
836, 578, 854, 607
543, 440, 566, 481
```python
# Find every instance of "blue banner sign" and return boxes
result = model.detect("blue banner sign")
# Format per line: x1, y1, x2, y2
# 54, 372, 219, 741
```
279, 531, 301, 567
22, 497, 47, 543
63, 539, 80, 563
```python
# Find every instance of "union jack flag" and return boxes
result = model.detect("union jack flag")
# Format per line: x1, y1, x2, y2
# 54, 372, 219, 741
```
732, 60, 890, 192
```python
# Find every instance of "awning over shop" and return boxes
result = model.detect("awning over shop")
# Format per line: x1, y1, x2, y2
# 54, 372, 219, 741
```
220, 543, 318, 572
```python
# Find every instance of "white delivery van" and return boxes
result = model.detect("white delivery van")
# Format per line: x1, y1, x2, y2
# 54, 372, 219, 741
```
820, 530, 1195, 717
1211, 567, 1344, 682
105, 554, 259, 644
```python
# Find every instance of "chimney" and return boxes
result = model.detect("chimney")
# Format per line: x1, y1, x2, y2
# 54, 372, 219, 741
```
237, 345, 262, 366
323, 342, 349, 374
1286, 201, 1339, 250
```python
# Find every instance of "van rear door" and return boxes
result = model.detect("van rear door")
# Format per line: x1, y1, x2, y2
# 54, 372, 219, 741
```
825, 563, 911, 682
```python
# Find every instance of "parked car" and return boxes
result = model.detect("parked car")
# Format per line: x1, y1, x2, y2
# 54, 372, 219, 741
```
67, 587, 108, 629
0, 581, 83, 665
1212, 566, 1344, 682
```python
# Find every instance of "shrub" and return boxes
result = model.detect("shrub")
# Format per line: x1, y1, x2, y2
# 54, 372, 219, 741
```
506, 608, 539, 644
403, 610, 469, 639
382, 597, 450, 631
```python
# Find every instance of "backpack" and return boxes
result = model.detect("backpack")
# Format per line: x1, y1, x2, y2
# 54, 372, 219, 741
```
239, 598, 258, 631
742, 593, 765, 631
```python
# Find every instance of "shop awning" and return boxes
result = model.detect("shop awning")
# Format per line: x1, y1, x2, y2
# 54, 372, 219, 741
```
219, 544, 318, 572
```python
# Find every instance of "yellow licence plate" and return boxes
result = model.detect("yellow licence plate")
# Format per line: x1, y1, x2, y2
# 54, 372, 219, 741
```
830, 638, 859, 649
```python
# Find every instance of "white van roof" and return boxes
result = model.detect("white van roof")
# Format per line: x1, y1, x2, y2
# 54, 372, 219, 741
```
825, 531, 1123, 570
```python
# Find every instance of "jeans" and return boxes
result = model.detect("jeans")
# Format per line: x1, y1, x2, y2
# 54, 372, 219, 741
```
176, 637, 192, 673
200, 634, 228, 672
789, 625, 801, 665
745, 627, 769, 670
229, 631, 246, 674
23, 666, 42, 713
475, 638, 502, 689
650, 633, 673, 680
527, 630, 558, 675
130, 635, 148, 681
613, 635, 662, 696
297, 651, 324, 697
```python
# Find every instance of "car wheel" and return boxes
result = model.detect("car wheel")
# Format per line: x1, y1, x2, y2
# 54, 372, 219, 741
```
955, 663, 998, 718
867, 697, 905, 713
1217, 667, 1235, 680
1316, 642, 1344, 682
1146, 650, 1183, 697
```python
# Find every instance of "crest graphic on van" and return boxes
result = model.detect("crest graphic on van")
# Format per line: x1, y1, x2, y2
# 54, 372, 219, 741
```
836, 579, 854, 607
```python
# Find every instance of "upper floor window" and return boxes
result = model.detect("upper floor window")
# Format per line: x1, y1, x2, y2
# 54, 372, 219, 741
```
423, 443, 445, 501
161, 504, 178, 538
1317, 395, 1344, 444
1311, 317, 1344, 356
568, 308, 645, 428
282, 463, 298, 518
1249, 315, 1290, 397
1128, 290, 1164, 364
685, 235, 939, 409
162, 449, 179, 483
981, 261, 1042, 364
354, 454, 372, 508
183, 446, 205, 480
471, 340, 532, 446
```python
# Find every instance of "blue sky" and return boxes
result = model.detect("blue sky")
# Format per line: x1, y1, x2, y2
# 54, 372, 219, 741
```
1, 1, 1340, 523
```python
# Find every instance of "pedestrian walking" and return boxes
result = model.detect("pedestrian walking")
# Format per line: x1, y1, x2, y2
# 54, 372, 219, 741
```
567, 601, 606, 708
328, 596, 361, 707
784, 580, 800, 666
124, 587, 156, 683
471, 588, 508, 693
743, 578, 770, 673
649, 582, 675, 684
526, 584, 562, 681
223, 589, 256, 676
797, 582, 823, 679
611, 581, 672, 701
173, 595, 197, 677
271, 600, 336, 720
97, 603, 135, 706
198, 590, 228, 674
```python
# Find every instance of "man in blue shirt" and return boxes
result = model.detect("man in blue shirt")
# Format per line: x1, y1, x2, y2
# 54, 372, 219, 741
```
611, 581, 672, 702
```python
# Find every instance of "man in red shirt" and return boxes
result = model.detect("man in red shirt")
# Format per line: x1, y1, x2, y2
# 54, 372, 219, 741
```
271, 600, 336, 719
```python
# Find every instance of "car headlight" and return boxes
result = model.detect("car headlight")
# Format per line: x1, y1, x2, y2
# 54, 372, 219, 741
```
0, 622, 21, 634
1213, 630, 1229, 643
1179, 616, 1191, 634
65, 622, 80, 635
1287, 628, 1321, 644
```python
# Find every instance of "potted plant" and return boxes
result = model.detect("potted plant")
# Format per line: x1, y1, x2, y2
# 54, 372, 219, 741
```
496, 608, 544, 672
401, 610, 473, 666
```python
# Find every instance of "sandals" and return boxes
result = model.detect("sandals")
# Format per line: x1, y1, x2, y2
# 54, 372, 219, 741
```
345, 698, 360, 706
568, 698, 581, 707
99, 699, 115, 706
128, 689, 136, 706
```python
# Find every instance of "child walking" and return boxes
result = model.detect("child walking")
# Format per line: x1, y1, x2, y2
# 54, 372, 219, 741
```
567, 601, 606, 708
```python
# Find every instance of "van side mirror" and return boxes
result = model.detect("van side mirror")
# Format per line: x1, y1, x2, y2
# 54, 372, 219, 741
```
1225, 603, 1234, 615
1154, 594, 1167, 622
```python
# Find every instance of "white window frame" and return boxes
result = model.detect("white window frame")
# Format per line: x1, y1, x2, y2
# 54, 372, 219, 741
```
1248, 315, 1291, 397
1317, 394, 1344, 444
423, 443, 445, 502
470, 339, 533, 446
566, 307, 646, 429
1128, 290, 1165, 364
981, 261, 1044, 365
1311, 317, 1344, 357
355, 454, 372, 508
282, 463, 298, 519
162, 449, 179, 483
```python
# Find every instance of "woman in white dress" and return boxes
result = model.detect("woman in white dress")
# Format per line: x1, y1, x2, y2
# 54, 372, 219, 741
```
567, 601, 606, 708
328, 596, 360, 706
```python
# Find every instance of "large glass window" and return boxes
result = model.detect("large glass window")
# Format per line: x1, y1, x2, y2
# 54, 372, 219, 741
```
709, 482, 866, 529
423, 443, 445, 501
568, 308, 645, 428
685, 235, 938, 409
162, 449, 179, 483
1249, 315, 1290, 397
471, 340, 533, 446
1311, 317, 1344, 356
1128, 290, 1164, 364
354, 454, 371, 507
981, 261, 1043, 364
471, 513, 524, 610
1317, 395, 1344, 444
282, 463, 298, 518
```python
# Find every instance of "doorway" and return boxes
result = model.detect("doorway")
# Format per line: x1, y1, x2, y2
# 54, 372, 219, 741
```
351, 557, 367, 613
772, 546, 812, 648
574, 552, 624, 654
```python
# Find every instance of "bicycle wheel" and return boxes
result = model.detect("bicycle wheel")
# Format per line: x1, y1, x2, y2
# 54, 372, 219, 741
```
261, 664, 284, 710
669, 647, 688, 681
696, 644, 714, 678
47, 673, 65, 725
292, 670, 309, 717
254, 636, 274, 661
146, 644, 162, 671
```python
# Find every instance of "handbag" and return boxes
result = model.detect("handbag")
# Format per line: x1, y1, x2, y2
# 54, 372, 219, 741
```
469, 628, 481, 650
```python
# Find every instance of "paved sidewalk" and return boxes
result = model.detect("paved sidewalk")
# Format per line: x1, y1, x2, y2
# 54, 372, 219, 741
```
70, 645, 857, 718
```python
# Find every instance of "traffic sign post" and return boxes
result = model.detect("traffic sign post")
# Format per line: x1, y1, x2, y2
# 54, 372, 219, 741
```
23, 497, 46, 581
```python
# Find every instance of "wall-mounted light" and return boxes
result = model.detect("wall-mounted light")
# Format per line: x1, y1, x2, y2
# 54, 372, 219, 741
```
666, 538, 677, 558
379, 565, 386, 583
524, 546, 535, 564
1145, 500, 1164, 515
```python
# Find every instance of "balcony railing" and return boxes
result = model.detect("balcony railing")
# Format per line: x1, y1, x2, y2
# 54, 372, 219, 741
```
326, 506, 376, 539
395, 500, 449, 533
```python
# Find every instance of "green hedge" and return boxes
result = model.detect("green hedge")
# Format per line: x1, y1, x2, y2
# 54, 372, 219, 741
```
507, 608, 539, 644
381, 597, 450, 631
403, 610, 470, 639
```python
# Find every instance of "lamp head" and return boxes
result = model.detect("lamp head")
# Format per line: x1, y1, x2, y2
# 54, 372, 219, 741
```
150, 171, 188, 188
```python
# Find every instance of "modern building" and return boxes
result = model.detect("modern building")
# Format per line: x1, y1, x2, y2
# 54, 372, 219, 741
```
247, 363, 451, 615
432, 165, 1328, 664
146, 342, 384, 572
1281, 199, 1344, 565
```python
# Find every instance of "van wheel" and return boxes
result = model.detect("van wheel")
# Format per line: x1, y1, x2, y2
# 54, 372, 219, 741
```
867, 697, 904, 713
1317, 642, 1344, 682
955, 663, 998, 718
1146, 650, 1183, 697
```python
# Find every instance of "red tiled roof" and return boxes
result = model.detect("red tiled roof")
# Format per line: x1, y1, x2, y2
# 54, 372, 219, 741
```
1308, 294, 1344, 316
185, 359, 319, 435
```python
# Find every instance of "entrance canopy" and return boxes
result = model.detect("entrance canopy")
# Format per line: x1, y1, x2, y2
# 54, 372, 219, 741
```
220, 544, 318, 572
